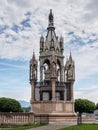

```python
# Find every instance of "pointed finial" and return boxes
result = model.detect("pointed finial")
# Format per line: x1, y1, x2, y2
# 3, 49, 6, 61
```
40, 35, 44, 42
33, 51, 35, 61
48, 9, 54, 26
70, 51, 71, 56
69, 51, 72, 62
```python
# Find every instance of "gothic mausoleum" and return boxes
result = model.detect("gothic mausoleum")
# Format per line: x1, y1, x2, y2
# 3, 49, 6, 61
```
29, 10, 76, 122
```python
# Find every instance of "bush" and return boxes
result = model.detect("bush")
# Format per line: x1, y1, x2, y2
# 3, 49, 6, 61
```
0, 97, 23, 112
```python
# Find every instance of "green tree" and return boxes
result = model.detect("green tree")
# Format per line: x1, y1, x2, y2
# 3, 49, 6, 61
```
75, 99, 95, 124
0, 97, 23, 112
96, 103, 98, 109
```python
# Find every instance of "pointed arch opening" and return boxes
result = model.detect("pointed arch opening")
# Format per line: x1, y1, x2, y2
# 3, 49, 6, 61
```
57, 59, 61, 82
43, 59, 50, 81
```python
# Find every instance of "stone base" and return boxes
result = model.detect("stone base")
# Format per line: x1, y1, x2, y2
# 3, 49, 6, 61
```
34, 113, 77, 123
31, 100, 75, 114
30, 100, 76, 123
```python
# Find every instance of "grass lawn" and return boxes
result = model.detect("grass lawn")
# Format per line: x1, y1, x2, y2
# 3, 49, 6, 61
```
0, 123, 46, 130
59, 124, 98, 130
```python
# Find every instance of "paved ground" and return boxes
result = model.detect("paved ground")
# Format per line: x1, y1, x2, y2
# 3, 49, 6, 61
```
26, 123, 75, 130
26, 120, 98, 130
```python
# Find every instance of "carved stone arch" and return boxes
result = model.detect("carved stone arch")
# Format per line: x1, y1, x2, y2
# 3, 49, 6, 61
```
30, 62, 37, 80
64, 63, 68, 82
43, 58, 51, 81
64, 61, 74, 82
57, 59, 61, 66
57, 59, 61, 81
56, 46, 59, 52
43, 58, 50, 69
51, 38, 54, 47
51, 53, 57, 64
43, 58, 50, 64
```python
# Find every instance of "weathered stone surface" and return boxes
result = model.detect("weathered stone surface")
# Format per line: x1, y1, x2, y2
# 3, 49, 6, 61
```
30, 10, 75, 123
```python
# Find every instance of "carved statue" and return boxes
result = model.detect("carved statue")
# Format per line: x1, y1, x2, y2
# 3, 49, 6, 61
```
51, 62, 56, 77
30, 62, 37, 80
68, 65, 73, 77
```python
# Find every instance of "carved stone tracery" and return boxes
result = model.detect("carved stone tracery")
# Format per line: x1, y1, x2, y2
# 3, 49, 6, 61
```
30, 10, 75, 104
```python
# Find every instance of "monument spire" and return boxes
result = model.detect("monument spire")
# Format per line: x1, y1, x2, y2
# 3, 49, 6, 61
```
69, 51, 73, 63
32, 51, 35, 62
48, 9, 54, 27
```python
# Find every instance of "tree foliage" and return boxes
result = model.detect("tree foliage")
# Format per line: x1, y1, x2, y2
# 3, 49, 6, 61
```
75, 99, 95, 114
0, 97, 23, 112
75, 99, 96, 124
96, 103, 98, 109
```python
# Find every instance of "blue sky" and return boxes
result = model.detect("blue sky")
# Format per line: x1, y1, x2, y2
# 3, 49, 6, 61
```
0, 0, 98, 103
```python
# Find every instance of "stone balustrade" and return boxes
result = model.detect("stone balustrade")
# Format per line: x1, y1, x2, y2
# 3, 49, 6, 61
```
0, 112, 34, 125
0, 112, 96, 125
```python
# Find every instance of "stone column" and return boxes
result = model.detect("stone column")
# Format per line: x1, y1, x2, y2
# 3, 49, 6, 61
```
65, 83, 71, 101
29, 113, 34, 124
51, 78, 56, 101
70, 82, 74, 101
30, 79, 35, 112
60, 65, 64, 82
40, 66, 43, 81
30, 79, 35, 101
65, 85, 68, 101
70, 82, 75, 113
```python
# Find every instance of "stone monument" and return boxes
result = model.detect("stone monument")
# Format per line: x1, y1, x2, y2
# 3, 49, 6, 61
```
30, 9, 76, 122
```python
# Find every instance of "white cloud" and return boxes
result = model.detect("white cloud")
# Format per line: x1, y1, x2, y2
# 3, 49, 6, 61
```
0, 86, 30, 101
75, 86, 98, 103
84, 0, 98, 21
0, 0, 98, 102
0, 0, 98, 60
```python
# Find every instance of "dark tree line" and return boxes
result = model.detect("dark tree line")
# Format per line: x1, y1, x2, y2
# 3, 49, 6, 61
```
75, 98, 96, 113
0, 97, 97, 115
0, 97, 23, 112
96, 103, 98, 109
75, 98, 96, 124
